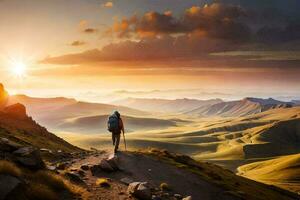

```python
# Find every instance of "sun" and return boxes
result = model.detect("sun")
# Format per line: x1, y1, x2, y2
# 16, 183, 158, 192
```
11, 61, 27, 77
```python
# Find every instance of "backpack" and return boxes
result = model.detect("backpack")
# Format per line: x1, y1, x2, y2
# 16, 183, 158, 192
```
107, 114, 119, 132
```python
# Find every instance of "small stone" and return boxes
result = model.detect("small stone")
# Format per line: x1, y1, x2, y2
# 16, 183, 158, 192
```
174, 194, 182, 199
56, 162, 67, 170
64, 172, 85, 185
128, 182, 151, 200
120, 177, 134, 185
47, 165, 56, 171
182, 196, 192, 200
80, 165, 89, 171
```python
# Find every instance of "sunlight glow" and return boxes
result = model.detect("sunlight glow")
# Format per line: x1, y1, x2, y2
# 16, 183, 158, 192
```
11, 60, 27, 77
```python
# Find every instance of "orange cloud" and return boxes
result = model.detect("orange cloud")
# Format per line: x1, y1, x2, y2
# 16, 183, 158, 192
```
109, 3, 250, 42
84, 28, 98, 33
102, 1, 113, 8
70, 40, 86, 46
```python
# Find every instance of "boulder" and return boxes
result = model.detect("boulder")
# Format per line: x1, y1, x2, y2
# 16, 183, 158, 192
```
0, 174, 21, 200
90, 165, 101, 176
99, 159, 114, 172
13, 147, 44, 170
106, 154, 119, 170
128, 182, 151, 200
0, 138, 21, 152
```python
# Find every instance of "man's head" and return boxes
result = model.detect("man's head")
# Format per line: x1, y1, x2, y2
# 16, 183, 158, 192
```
114, 110, 121, 118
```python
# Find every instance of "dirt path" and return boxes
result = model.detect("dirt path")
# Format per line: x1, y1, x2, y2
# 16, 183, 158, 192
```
67, 150, 240, 200
69, 150, 132, 200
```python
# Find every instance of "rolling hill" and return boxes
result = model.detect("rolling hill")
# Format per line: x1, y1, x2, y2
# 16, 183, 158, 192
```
114, 97, 223, 113
58, 114, 178, 134
238, 153, 300, 193
8, 94, 149, 130
187, 97, 294, 117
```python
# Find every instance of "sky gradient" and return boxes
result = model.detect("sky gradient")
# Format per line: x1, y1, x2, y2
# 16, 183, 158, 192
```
0, 0, 299, 102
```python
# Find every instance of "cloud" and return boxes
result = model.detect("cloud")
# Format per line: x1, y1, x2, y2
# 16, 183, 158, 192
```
102, 1, 113, 8
84, 28, 98, 33
42, 3, 300, 65
70, 40, 86, 46
110, 3, 251, 42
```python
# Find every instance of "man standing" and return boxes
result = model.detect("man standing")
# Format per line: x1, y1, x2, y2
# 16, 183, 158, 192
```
108, 111, 125, 153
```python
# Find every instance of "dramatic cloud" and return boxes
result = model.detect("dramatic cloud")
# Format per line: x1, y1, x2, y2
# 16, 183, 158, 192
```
111, 3, 251, 42
102, 1, 113, 8
70, 40, 86, 46
42, 3, 300, 65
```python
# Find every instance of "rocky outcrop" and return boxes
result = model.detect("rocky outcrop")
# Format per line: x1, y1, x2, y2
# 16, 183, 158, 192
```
0, 138, 45, 170
3, 103, 27, 120
0, 83, 8, 110
12, 146, 45, 170
91, 154, 120, 175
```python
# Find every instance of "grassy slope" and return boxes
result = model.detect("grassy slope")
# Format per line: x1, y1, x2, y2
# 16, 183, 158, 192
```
61, 107, 300, 163
0, 111, 81, 152
237, 153, 300, 193
142, 149, 298, 200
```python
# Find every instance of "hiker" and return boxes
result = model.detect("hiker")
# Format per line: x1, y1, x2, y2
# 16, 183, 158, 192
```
107, 111, 125, 153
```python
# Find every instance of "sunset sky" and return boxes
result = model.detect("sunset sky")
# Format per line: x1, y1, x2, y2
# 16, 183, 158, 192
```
0, 0, 299, 102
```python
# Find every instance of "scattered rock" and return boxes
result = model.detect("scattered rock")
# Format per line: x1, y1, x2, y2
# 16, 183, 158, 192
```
182, 196, 192, 200
90, 165, 101, 176
0, 174, 21, 200
99, 159, 114, 172
151, 195, 162, 200
174, 194, 182, 199
128, 182, 151, 200
40, 148, 53, 153
120, 177, 134, 185
80, 164, 89, 171
56, 162, 68, 170
78, 170, 85, 177
46, 165, 56, 171
0, 138, 21, 152
64, 172, 85, 185
13, 147, 44, 170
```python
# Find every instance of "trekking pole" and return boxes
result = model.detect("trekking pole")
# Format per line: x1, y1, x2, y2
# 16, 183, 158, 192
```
123, 132, 127, 151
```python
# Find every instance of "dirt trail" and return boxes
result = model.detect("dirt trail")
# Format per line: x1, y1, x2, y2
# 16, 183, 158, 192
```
68, 150, 240, 200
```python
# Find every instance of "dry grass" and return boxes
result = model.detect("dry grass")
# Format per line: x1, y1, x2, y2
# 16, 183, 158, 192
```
96, 178, 111, 188
33, 171, 66, 191
26, 183, 58, 200
30, 170, 88, 199
0, 160, 22, 177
